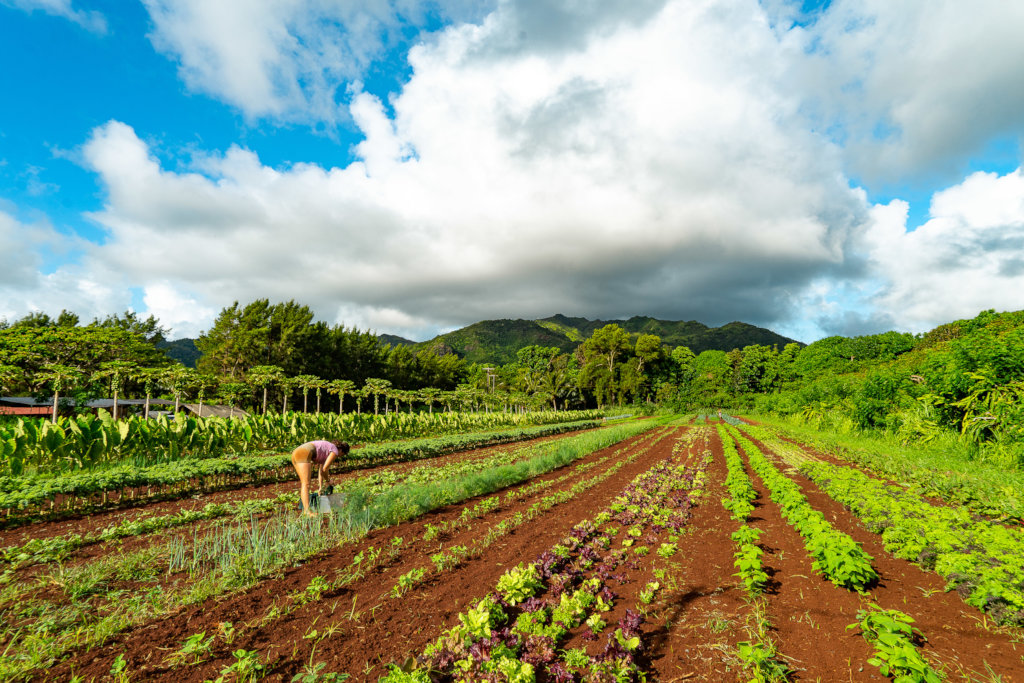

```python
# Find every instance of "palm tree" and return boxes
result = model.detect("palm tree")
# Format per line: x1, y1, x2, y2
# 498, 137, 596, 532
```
248, 365, 285, 416
364, 378, 392, 415
327, 379, 355, 414
194, 373, 219, 417
419, 387, 440, 414
40, 363, 83, 423
294, 374, 320, 413
440, 390, 456, 413
94, 360, 138, 420
136, 366, 161, 419
311, 378, 328, 414
351, 387, 366, 414
218, 381, 248, 418
280, 376, 300, 414
161, 366, 197, 414
454, 384, 476, 412
394, 390, 416, 414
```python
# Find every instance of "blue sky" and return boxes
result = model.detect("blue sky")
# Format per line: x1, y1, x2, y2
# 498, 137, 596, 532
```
1, 0, 1022, 343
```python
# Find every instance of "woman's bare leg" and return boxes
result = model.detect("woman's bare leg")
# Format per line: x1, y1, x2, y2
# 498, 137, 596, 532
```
292, 447, 314, 514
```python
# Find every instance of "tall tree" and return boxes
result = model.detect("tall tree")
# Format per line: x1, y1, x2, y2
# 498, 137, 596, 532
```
93, 310, 168, 346
94, 359, 138, 420
248, 365, 285, 416
364, 378, 392, 415
195, 302, 270, 379
39, 363, 83, 422
580, 324, 632, 406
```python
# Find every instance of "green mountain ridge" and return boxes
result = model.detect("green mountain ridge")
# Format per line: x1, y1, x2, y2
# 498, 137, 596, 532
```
386, 315, 800, 364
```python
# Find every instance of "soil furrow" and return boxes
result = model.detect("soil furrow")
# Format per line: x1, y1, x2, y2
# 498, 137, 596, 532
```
642, 427, 753, 681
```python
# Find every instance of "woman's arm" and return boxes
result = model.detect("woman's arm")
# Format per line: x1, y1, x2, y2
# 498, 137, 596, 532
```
317, 451, 339, 491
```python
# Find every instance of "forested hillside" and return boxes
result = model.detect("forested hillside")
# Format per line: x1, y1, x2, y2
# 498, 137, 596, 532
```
751, 309, 1024, 468
411, 314, 798, 363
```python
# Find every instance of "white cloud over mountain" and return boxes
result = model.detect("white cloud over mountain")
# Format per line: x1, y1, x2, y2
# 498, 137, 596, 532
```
71, 0, 869, 339
4, 0, 1024, 342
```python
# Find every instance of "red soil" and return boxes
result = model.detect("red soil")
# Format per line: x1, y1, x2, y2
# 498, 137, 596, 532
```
29, 424, 1024, 682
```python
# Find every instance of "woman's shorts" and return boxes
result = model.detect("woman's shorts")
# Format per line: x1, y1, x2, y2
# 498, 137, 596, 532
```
291, 443, 317, 465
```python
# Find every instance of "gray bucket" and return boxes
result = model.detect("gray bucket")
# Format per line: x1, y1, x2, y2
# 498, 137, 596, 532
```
309, 491, 347, 514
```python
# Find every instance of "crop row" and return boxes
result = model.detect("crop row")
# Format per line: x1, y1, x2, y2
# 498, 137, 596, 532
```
0, 408, 602, 477
748, 418, 1024, 523
797, 456, 1024, 626
1, 429, 582, 576
717, 424, 791, 680
0, 419, 601, 523
2, 420, 661, 680
0, 493, 295, 576
382, 428, 681, 602
381, 430, 711, 681
727, 425, 950, 681
721, 426, 878, 591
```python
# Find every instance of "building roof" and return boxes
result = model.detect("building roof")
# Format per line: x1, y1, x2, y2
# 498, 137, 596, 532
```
182, 403, 249, 418
2, 396, 177, 408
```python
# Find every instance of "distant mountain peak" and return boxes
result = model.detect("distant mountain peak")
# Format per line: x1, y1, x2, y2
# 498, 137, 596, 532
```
382, 314, 800, 364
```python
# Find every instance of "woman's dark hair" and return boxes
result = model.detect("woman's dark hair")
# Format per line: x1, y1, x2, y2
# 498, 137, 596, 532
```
332, 440, 351, 455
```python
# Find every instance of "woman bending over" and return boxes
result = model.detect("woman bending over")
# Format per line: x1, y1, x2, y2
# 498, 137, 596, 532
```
291, 439, 351, 516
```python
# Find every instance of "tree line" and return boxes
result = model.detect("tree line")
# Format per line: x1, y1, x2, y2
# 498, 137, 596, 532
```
1, 299, 805, 417
8, 300, 1023, 470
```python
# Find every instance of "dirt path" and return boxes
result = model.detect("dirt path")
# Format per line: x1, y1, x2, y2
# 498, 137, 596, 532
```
642, 426, 755, 681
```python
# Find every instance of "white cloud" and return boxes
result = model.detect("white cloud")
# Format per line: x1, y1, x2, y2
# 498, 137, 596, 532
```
142, 283, 217, 339
794, 0, 1024, 184
142, 0, 491, 123
75, 0, 872, 340
0, 203, 149, 326
0, 210, 45, 287
1, 0, 106, 32
862, 168, 1024, 331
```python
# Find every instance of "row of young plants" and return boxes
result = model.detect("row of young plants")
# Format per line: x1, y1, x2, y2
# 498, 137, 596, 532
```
733, 426, 951, 680
720, 426, 878, 592
719, 425, 790, 681
380, 428, 681, 602
4, 419, 662, 681
791, 454, 1024, 626
0, 408, 602, 477
749, 416, 1024, 523
0, 492, 296, 577
380, 430, 711, 682
0, 419, 601, 524
847, 604, 943, 683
